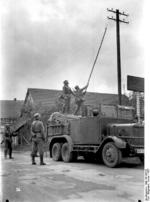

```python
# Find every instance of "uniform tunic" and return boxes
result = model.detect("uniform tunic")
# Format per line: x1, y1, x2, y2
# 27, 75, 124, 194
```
3, 127, 13, 158
62, 85, 72, 113
31, 120, 45, 156
73, 88, 86, 115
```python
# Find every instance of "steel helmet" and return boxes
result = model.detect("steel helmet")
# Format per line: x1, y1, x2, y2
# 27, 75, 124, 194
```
75, 85, 79, 90
64, 80, 69, 84
34, 113, 41, 118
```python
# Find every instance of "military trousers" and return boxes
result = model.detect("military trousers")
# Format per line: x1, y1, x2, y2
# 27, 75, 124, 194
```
31, 138, 44, 157
62, 96, 71, 114
4, 140, 12, 158
74, 100, 84, 115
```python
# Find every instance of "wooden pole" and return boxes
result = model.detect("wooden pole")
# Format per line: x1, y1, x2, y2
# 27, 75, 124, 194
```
87, 26, 107, 87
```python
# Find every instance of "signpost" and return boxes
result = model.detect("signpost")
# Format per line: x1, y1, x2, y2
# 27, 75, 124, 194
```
127, 75, 144, 123
127, 75, 144, 92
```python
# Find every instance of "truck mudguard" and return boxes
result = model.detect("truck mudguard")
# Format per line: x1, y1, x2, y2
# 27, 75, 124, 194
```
100, 136, 127, 149
49, 135, 74, 152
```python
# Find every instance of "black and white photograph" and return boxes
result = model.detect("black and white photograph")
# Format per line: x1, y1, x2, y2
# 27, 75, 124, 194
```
0, 0, 148, 202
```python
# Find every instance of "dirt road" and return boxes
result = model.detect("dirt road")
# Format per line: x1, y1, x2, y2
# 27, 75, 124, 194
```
0, 149, 144, 202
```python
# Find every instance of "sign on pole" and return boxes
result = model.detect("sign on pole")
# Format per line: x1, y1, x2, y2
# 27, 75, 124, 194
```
127, 75, 144, 123
127, 75, 144, 92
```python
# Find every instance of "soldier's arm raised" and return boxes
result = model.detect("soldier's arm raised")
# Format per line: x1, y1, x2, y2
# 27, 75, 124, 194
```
81, 84, 88, 91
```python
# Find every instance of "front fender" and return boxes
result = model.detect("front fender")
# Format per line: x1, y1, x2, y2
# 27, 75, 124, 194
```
111, 136, 126, 148
100, 136, 126, 150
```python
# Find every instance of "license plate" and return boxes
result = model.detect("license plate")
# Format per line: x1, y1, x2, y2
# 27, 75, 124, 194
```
136, 148, 144, 154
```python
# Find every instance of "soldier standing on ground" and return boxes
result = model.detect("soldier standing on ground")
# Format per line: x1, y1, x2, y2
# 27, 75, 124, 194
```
1, 125, 14, 159
30, 113, 46, 165
62, 80, 73, 114
73, 84, 88, 115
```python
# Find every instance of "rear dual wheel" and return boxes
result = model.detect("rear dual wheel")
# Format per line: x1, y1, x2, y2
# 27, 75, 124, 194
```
52, 142, 76, 162
52, 143, 62, 161
61, 143, 73, 162
61, 142, 78, 162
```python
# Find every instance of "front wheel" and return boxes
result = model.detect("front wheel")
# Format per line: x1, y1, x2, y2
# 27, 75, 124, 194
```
61, 142, 73, 162
102, 142, 122, 168
52, 143, 62, 161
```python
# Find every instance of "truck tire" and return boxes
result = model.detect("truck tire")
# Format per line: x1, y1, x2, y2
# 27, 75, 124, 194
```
61, 142, 73, 162
52, 143, 62, 161
102, 142, 122, 168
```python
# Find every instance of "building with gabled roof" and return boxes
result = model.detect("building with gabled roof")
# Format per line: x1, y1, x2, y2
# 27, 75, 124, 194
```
19, 88, 130, 120
0, 99, 24, 126
22, 88, 129, 112
0, 99, 24, 145
24, 88, 62, 108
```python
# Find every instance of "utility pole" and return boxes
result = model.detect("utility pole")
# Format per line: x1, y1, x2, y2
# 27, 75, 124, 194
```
107, 8, 129, 105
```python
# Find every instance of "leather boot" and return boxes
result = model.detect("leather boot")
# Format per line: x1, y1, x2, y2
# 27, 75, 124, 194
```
40, 155, 46, 165
4, 149, 7, 159
9, 150, 14, 159
32, 156, 36, 165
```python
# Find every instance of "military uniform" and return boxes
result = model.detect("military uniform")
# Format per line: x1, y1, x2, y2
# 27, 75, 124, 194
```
2, 126, 13, 159
62, 80, 73, 114
31, 113, 46, 165
73, 85, 88, 115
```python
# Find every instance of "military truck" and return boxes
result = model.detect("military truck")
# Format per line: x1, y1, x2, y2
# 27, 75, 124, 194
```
47, 105, 144, 167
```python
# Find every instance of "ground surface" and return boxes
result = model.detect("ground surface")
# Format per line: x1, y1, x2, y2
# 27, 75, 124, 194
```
0, 148, 144, 202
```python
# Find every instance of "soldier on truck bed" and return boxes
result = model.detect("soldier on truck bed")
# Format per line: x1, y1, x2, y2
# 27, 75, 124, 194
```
62, 80, 73, 114
73, 84, 88, 115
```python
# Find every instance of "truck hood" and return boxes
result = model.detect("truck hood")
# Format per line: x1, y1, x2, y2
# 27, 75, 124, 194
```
108, 122, 144, 128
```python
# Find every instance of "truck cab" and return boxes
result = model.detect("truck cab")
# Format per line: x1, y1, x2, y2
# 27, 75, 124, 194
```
107, 122, 144, 158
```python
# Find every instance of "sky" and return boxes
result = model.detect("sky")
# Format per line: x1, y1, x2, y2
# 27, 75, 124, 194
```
0, 0, 145, 100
